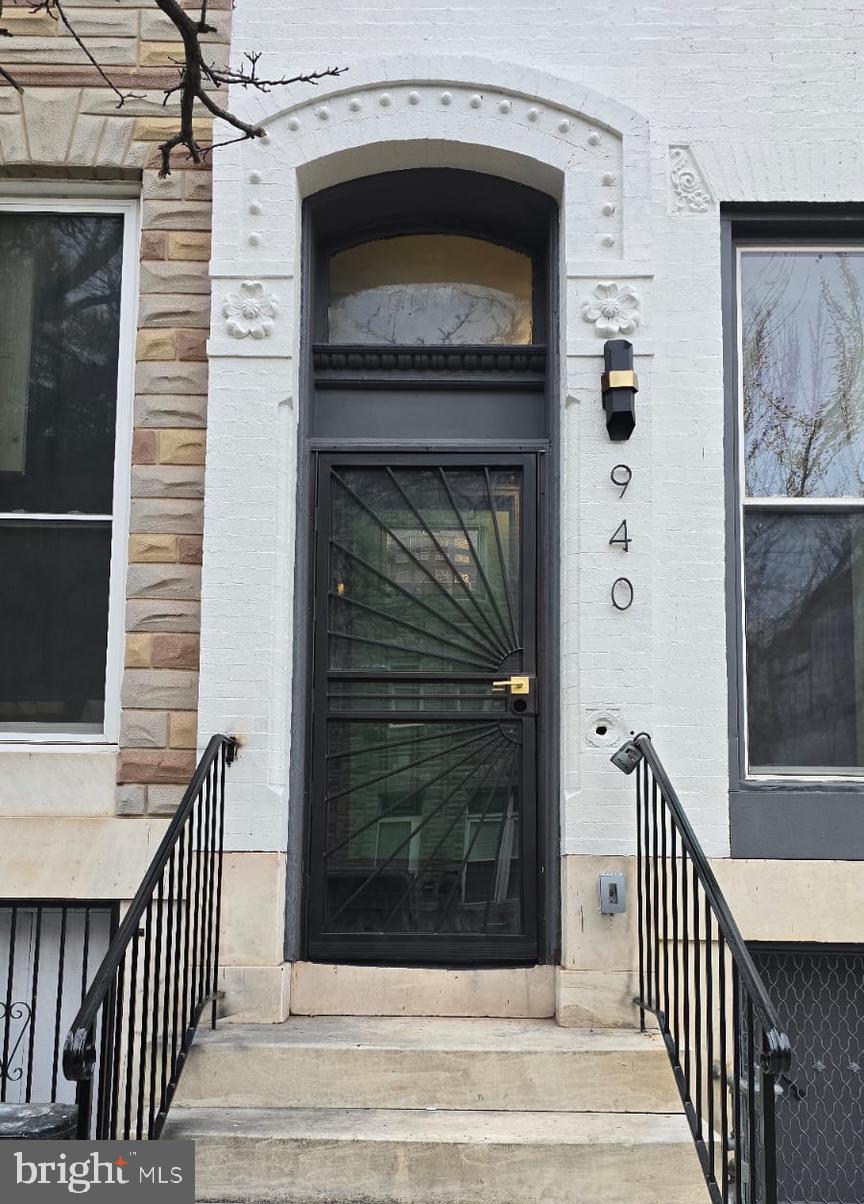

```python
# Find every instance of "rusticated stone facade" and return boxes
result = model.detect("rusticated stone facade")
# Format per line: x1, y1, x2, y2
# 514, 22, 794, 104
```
0, 0, 232, 816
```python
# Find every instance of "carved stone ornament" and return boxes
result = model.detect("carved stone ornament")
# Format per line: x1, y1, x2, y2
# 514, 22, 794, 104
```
223, 281, 279, 339
581, 281, 641, 337
669, 145, 712, 214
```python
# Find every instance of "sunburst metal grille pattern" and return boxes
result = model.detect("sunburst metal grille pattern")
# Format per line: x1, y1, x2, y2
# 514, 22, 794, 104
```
751, 948, 864, 1204
323, 720, 522, 935
329, 466, 522, 674
316, 463, 529, 941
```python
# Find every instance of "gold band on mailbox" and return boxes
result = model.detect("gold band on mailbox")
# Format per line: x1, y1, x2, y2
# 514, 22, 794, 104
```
601, 370, 639, 392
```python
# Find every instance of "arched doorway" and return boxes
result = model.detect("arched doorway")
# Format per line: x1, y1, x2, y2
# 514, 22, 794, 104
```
301, 169, 558, 965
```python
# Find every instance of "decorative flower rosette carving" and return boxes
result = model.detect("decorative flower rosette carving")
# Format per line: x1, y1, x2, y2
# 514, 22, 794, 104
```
223, 281, 279, 339
581, 282, 641, 338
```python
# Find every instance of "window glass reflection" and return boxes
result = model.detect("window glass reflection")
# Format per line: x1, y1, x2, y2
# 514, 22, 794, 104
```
0, 522, 111, 730
328, 465, 522, 675
0, 214, 123, 513
741, 251, 864, 498
328, 235, 533, 345
745, 511, 864, 772
323, 720, 523, 936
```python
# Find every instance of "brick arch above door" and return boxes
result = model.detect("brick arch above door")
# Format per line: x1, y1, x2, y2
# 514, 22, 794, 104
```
208, 54, 651, 298
199, 55, 656, 858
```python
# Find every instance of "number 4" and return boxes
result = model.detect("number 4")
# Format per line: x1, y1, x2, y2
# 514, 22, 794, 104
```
609, 520, 631, 552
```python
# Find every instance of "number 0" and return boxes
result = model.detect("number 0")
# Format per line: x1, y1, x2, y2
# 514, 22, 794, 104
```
611, 577, 634, 610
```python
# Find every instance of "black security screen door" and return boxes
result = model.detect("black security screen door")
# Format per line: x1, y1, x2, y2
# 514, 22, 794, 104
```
306, 453, 539, 964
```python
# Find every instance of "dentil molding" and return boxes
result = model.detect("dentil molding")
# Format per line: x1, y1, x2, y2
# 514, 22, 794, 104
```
279, 82, 612, 153
229, 80, 627, 262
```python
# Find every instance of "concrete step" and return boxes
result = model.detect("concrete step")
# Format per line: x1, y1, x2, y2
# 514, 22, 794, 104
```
175, 1016, 680, 1113
164, 1105, 706, 1204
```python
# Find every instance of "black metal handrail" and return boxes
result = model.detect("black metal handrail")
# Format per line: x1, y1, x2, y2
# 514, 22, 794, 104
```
612, 733, 791, 1204
63, 734, 238, 1139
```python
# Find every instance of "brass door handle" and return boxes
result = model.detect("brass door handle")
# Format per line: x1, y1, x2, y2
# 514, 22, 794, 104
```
491, 675, 531, 695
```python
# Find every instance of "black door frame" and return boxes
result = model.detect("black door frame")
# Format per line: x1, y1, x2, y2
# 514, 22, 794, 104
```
284, 169, 561, 968
305, 451, 541, 966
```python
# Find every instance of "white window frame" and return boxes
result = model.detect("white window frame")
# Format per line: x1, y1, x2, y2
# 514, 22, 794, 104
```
0, 194, 139, 746
736, 242, 864, 782
374, 815, 422, 872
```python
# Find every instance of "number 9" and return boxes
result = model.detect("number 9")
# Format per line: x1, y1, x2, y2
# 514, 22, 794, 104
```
611, 464, 632, 498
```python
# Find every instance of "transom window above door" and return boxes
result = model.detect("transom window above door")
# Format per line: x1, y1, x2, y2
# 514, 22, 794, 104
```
308, 168, 553, 359
328, 234, 533, 345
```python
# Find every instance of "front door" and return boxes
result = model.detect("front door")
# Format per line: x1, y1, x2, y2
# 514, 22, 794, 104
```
306, 452, 540, 964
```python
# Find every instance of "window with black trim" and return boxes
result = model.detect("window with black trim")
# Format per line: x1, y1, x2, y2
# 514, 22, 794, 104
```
0, 200, 135, 741
736, 243, 864, 776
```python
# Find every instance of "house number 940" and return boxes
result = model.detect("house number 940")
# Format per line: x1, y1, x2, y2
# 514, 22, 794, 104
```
610, 465, 634, 610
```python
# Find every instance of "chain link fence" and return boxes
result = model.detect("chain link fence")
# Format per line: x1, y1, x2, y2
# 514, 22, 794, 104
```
751, 947, 864, 1204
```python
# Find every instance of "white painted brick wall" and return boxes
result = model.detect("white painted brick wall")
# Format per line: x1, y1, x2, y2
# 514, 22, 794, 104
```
199, 1, 864, 860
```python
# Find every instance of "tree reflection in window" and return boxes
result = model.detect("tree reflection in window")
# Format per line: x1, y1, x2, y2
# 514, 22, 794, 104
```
744, 511, 864, 771
328, 234, 533, 346
741, 251, 864, 498
0, 213, 123, 511
740, 248, 864, 771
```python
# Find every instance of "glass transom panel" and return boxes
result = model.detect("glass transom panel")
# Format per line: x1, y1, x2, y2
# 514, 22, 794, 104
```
328, 234, 533, 346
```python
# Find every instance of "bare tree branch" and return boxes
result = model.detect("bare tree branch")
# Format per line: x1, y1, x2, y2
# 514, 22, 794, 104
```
152, 0, 346, 176
0, 0, 24, 90
0, 65, 22, 94
0, 0, 347, 174
31, 0, 140, 108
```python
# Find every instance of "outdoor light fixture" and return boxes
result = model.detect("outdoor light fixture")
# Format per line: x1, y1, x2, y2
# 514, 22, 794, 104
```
601, 339, 638, 441
610, 738, 644, 774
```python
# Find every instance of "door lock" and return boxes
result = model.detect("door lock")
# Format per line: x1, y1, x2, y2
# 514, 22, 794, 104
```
491, 675, 531, 695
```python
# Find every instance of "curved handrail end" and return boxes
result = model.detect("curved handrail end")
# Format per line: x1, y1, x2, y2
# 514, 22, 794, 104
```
62, 1025, 96, 1084
762, 1027, 793, 1077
